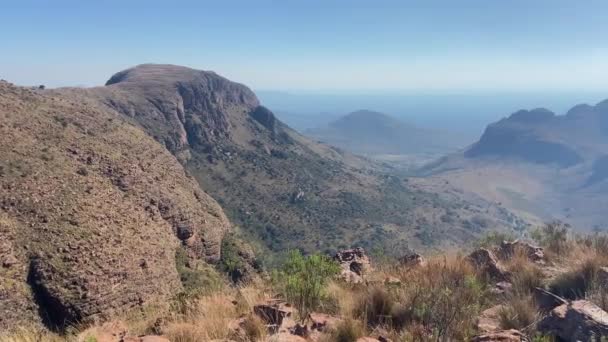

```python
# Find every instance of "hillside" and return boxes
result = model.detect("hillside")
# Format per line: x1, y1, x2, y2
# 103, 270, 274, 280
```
55, 64, 524, 257
420, 100, 608, 229
305, 110, 469, 169
0, 81, 233, 331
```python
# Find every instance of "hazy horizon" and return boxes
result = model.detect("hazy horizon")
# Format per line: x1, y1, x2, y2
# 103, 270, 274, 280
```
2, 0, 608, 92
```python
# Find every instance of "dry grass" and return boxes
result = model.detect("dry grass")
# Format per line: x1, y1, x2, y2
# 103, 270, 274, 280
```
322, 318, 365, 342
502, 247, 545, 295
163, 292, 240, 341
497, 295, 539, 333
350, 254, 489, 340
549, 252, 608, 300
0, 327, 67, 342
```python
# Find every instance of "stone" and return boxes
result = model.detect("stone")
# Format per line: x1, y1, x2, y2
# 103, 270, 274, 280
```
467, 248, 509, 281
1, 254, 18, 268
253, 300, 294, 327
500, 240, 544, 263
309, 312, 341, 332
334, 247, 372, 283
476, 305, 504, 333
538, 300, 608, 341
471, 330, 528, 342
398, 252, 426, 268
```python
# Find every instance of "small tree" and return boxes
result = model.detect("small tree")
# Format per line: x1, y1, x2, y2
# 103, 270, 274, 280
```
273, 250, 340, 321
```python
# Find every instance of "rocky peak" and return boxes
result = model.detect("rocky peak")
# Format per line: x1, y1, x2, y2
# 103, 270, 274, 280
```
99, 64, 261, 156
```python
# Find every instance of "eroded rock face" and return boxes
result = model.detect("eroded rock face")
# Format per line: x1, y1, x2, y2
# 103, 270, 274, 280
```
467, 248, 509, 281
0, 81, 231, 330
538, 300, 608, 341
334, 248, 372, 283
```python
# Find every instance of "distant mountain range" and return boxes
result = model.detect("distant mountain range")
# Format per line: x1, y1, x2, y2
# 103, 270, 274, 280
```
304, 110, 470, 169
421, 99, 608, 230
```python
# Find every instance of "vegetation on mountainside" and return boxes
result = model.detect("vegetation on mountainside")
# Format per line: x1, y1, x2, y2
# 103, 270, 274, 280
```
272, 250, 341, 321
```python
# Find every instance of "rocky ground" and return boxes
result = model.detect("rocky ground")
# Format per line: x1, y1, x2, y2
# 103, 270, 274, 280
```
5, 223, 608, 341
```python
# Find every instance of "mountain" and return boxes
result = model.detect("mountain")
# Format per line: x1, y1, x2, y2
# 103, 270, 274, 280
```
420, 100, 608, 229
306, 110, 470, 168
55, 64, 523, 257
0, 81, 231, 330
1, 64, 530, 333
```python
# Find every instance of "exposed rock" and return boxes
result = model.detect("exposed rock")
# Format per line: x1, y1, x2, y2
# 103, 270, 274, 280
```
476, 305, 504, 333
471, 330, 528, 342
309, 312, 341, 332
499, 240, 544, 264
467, 248, 509, 281
0, 81, 231, 330
398, 252, 426, 268
334, 248, 372, 283
538, 300, 608, 341
253, 300, 294, 329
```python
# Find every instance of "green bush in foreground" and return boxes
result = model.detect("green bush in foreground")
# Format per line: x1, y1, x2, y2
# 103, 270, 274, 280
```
273, 250, 340, 321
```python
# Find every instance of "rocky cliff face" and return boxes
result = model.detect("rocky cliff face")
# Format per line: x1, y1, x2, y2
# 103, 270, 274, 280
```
0, 81, 230, 330
465, 104, 608, 167
56, 64, 523, 256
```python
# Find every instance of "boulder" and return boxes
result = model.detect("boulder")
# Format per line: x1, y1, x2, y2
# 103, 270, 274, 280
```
398, 252, 426, 268
309, 312, 341, 332
334, 247, 372, 283
537, 300, 608, 341
253, 299, 294, 333
471, 330, 528, 342
499, 240, 545, 263
476, 305, 504, 333
467, 248, 509, 281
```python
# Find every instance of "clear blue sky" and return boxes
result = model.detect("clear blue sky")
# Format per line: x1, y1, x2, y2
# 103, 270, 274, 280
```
1, 0, 607, 92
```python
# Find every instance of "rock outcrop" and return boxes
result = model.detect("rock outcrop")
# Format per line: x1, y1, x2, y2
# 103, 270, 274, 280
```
538, 300, 608, 341
467, 249, 509, 281
0, 81, 231, 330
334, 248, 372, 283
499, 240, 545, 264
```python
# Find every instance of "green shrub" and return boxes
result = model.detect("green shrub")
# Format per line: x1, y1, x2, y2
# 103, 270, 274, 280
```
175, 247, 224, 297
272, 250, 340, 321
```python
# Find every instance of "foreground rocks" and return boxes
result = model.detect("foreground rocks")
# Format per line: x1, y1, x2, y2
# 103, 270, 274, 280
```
538, 300, 608, 341
467, 248, 509, 281
0, 81, 232, 330
334, 248, 372, 283
499, 240, 545, 264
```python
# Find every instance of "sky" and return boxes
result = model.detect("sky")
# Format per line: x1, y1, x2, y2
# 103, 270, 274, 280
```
1, 0, 608, 93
